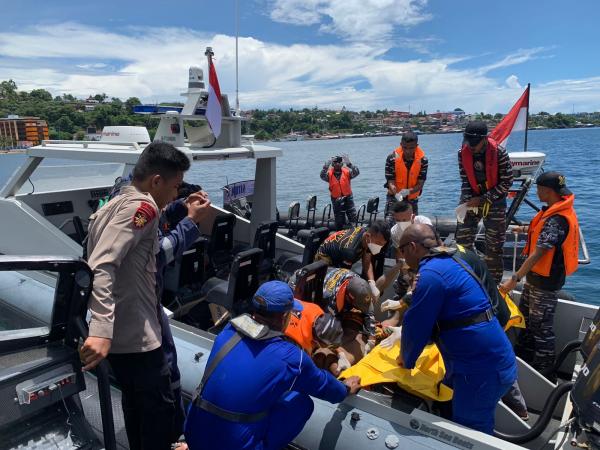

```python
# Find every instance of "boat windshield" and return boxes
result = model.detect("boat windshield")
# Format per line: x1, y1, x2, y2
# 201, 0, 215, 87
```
0, 270, 57, 340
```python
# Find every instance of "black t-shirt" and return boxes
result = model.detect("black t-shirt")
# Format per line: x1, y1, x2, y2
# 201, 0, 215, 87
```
315, 226, 366, 268
527, 215, 569, 291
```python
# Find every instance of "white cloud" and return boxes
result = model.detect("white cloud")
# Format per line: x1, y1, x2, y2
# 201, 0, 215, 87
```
0, 23, 597, 113
505, 75, 521, 89
76, 63, 108, 70
269, 0, 431, 43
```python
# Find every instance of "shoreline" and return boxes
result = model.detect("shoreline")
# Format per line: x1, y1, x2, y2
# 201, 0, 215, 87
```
263, 125, 600, 143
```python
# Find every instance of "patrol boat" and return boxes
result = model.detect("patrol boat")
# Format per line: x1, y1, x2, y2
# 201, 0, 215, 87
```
0, 54, 598, 450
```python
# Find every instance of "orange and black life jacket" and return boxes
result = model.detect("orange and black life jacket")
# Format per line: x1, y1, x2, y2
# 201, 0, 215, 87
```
461, 138, 499, 194
285, 301, 324, 354
328, 167, 352, 199
394, 146, 425, 200
523, 194, 579, 286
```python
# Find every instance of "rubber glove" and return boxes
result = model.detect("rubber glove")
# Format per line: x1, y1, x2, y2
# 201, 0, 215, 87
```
380, 299, 402, 312
365, 339, 376, 354
368, 280, 380, 301
342, 153, 351, 165
394, 193, 403, 201
399, 189, 411, 197
380, 326, 402, 349
337, 352, 351, 371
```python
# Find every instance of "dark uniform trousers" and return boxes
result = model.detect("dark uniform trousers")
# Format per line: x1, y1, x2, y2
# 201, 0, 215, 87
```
385, 194, 419, 218
455, 203, 506, 283
515, 283, 558, 374
108, 347, 175, 450
332, 195, 358, 230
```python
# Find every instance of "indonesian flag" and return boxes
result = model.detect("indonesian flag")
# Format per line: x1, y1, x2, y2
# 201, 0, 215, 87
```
489, 84, 530, 147
206, 59, 222, 138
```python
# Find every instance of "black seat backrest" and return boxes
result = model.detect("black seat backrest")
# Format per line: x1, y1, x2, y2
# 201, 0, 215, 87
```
287, 201, 301, 237
179, 238, 207, 286
72, 215, 86, 245
366, 197, 380, 224
253, 221, 278, 260
293, 260, 328, 307
302, 227, 330, 266
209, 214, 236, 256
227, 248, 263, 311
306, 195, 317, 227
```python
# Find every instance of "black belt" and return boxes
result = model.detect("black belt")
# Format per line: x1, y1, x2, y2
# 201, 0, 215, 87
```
193, 396, 269, 423
436, 308, 494, 333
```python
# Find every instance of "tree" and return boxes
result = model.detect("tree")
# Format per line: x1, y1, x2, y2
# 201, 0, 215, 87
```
94, 93, 108, 103
0, 80, 18, 99
125, 97, 142, 113
55, 116, 75, 134
29, 89, 53, 102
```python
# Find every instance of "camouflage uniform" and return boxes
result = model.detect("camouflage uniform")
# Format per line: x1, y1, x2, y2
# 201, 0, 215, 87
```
515, 284, 558, 373
456, 141, 513, 283
320, 163, 360, 229
384, 151, 428, 217
516, 215, 569, 374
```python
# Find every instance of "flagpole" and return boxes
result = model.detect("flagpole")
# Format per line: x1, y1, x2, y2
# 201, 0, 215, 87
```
524, 83, 530, 152
235, 0, 240, 114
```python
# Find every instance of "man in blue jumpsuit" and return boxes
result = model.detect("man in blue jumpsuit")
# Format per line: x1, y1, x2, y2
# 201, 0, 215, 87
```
398, 224, 516, 434
184, 281, 362, 450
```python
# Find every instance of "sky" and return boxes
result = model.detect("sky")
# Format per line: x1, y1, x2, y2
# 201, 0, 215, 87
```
0, 0, 599, 114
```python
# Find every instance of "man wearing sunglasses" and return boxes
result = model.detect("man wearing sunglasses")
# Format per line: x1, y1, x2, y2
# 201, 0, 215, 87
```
397, 223, 516, 435
456, 121, 513, 283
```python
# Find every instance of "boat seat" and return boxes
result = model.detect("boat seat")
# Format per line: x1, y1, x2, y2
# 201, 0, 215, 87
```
201, 248, 263, 314
277, 227, 330, 277
207, 213, 236, 278
234, 220, 279, 281
72, 215, 87, 245
282, 201, 302, 237
162, 237, 208, 311
293, 260, 328, 308
355, 197, 380, 227
313, 203, 337, 230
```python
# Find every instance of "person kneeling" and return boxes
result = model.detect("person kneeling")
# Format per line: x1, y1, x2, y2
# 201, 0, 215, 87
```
184, 281, 361, 450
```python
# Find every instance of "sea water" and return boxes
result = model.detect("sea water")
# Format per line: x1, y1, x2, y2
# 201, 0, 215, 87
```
1, 128, 598, 304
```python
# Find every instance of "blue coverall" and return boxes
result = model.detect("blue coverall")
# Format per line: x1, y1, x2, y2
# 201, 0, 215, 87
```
401, 255, 517, 434
184, 323, 348, 450
155, 200, 201, 440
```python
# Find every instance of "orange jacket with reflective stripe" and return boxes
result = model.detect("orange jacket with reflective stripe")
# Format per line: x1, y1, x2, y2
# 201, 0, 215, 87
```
328, 167, 352, 198
460, 138, 499, 195
394, 146, 425, 200
523, 194, 579, 277
285, 300, 325, 354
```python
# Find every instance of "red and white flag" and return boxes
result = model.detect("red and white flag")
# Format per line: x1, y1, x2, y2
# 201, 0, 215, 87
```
206, 59, 222, 138
489, 84, 530, 147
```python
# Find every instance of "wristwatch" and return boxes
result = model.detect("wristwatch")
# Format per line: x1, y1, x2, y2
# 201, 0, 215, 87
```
511, 273, 521, 282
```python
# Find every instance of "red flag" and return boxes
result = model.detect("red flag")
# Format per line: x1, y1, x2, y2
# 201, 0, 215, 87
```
206, 59, 222, 138
489, 85, 530, 148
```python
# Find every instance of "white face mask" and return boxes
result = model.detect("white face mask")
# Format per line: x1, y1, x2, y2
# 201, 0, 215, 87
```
367, 242, 383, 255
395, 221, 411, 232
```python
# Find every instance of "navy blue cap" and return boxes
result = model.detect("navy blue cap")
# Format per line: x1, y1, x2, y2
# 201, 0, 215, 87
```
536, 171, 572, 196
252, 281, 304, 313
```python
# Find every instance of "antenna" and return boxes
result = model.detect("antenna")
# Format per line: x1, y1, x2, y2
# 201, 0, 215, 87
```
235, 0, 240, 114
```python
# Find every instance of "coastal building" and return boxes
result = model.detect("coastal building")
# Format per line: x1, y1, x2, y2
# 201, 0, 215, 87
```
0, 115, 49, 148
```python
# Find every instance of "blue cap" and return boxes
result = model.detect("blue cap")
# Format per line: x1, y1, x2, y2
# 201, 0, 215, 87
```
252, 281, 304, 313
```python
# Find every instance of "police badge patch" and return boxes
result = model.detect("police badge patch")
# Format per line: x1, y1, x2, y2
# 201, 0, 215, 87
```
132, 201, 156, 229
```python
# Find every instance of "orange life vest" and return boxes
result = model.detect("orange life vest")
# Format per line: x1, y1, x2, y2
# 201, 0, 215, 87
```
285, 300, 325, 354
523, 194, 579, 277
394, 146, 425, 200
328, 167, 352, 199
460, 138, 499, 195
